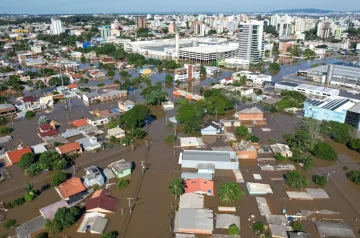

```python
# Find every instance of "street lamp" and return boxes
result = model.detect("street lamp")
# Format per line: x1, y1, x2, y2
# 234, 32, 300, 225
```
327, 170, 336, 181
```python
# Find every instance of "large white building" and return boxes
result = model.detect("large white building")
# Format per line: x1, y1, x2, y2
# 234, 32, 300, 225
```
236, 20, 264, 64
98, 26, 111, 40
51, 18, 63, 35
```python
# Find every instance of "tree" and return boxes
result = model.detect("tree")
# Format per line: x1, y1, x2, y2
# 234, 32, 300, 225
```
208, 29, 217, 35
275, 153, 288, 161
101, 231, 119, 238
107, 70, 115, 77
312, 174, 327, 186
164, 134, 177, 143
34, 80, 46, 90
117, 179, 129, 189
285, 171, 309, 189
164, 74, 174, 84
143, 90, 168, 105
200, 65, 206, 75
346, 170, 360, 185
228, 224, 240, 236
119, 105, 150, 129
264, 25, 277, 36
45, 220, 62, 235
38, 116, 48, 125
312, 142, 338, 161
218, 182, 245, 204
240, 75, 247, 85
253, 221, 265, 232
269, 62, 281, 71
348, 138, 360, 152
3, 219, 16, 229
0, 116, 6, 125
39, 151, 69, 171
235, 126, 248, 136
0, 126, 12, 135
291, 221, 304, 232
168, 179, 185, 199
19, 153, 36, 169
35, 232, 48, 238
51, 172, 67, 186
292, 153, 313, 171
25, 111, 35, 118
54, 206, 81, 229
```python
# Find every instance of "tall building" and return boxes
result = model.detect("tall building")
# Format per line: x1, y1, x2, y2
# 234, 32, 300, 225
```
278, 20, 292, 37
51, 18, 63, 35
98, 26, 111, 40
236, 20, 265, 64
137, 17, 146, 29
192, 21, 205, 36
168, 23, 176, 34
317, 22, 331, 38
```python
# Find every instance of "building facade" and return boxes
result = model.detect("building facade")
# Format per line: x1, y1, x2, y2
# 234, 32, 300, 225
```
98, 26, 111, 40
137, 17, 146, 29
51, 18, 63, 35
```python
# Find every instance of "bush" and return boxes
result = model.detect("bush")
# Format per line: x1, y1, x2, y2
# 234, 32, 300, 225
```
0, 126, 12, 134
346, 170, 360, 184
235, 126, 248, 136
291, 221, 304, 232
25, 111, 35, 118
19, 152, 36, 169
285, 171, 309, 189
253, 221, 265, 232
275, 153, 288, 161
348, 138, 360, 152
51, 171, 67, 186
117, 179, 129, 189
228, 224, 240, 236
292, 153, 313, 171
312, 142, 338, 161
312, 174, 327, 186
3, 219, 16, 229
164, 134, 177, 143
247, 134, 259, 142
269, 62, 281, 71
35, 232, 48, 238
54, 206, 82, 229
10, 197, 25, 208
24, 191, 37, 201
102, 231, 119, 238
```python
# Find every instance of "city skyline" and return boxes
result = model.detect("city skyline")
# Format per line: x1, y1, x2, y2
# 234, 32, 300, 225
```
1, 0, 359, 14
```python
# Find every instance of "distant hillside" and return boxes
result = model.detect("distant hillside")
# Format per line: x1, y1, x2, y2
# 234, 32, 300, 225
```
271, 8, 334, 14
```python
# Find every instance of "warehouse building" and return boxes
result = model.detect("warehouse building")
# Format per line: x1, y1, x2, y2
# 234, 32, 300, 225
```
275, 81, 340, 98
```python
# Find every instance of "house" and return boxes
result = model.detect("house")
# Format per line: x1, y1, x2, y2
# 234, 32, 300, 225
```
232, 140, 257, 159
100, 57, 115, 64
82, 166, 105, 188
71, 118, 88, 127
15, 216, 46, 238
0, 104, 17, 117
174, 208, 213, 235
99, 90, 127, 101
56, 142, 82, 156
85, 189, 119, 213
236, 107, 264, 121
220, 77, 233, 85
83, 91, 100, 104
201, 121, 224, 136
70, 73, 83, 83
39, 200, 70, 220
118, 100, 135, 112
270, 144, 293, 157
179, 150, 239, 170
246, 182, 273, 195
77, 212, 108, 234
185, 179, 214, 196
107, 127, 126, 139
67, 83, 78, 90
215, 214, 240, 229
38, 128, 59, 138
89, 70, 106, 80
38, 124, 53, 133
86, 116, 109, 126
179, 193, 204, 209
5, 147, 33, 166
162, 101, 175, 110
77, 137, 102, 151
31, 144, 48, 154
108, 159, 132, 178
55, 177, 86, 200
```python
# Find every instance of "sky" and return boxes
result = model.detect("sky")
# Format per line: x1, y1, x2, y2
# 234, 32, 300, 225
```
1, 0, 357, 14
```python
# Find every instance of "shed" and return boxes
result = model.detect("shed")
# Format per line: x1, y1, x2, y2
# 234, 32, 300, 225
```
215, 214, 240, 229
246, 182, 273, 195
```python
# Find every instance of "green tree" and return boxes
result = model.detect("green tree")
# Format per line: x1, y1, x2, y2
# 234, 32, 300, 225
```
0, 116, 6, 125
312, 142, 338, 161
235, 126, 248, 136
117, 179, 129, 189
346, 170, 360, 184
200, 65, 206, 75
228, 224, 240, 236
25, 111, 35, 118
107, 70, 115, 77
164, 134, 177, 143
348, 138, 360, 152
312, 174, 327, 186
19, 153, 36, 169
0, 126, 12, 134
240, 75, 247, 85
291, 221, 304, 232
218, 182, 245, 204
51, 172, 67, 186
253, 221, 265, 232
3, 220, 16, 229
292, 153, 313, 171
54, 206, 81, 229
119, 105, 150, 129
285, 171, 309, 189
35, 232, 48, 238
45, 220, 62, 235
39, 151, 69, 171
269, 62, 281, 71
164, 74, 174, 84
168, 179, 185, 199
101, 231, 119, 238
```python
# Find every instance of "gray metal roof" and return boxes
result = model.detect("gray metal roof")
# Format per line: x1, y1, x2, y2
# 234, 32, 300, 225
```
348, 102, 360, 113
39, 200, 69, 220
265, 215, 288, 225
268, 224, 292, 238
0, 135, 12, 144
315, 221, 355, 238
305, 188, 329, 199
0, 103, 15, 110
108, 159, 132, 173
288, 232, 312, 238
182, 150, 235, 162
181, 172, 212, 181
62, 128, 82, 138
179, 193, 204, 209
197, 163, 215, 170
239, 106, 263, 114
174, 208, 213, 232
78, 215, 108, 234
15, 216, 46, 238
215, 214, 240, 229
84, 91, 100, 99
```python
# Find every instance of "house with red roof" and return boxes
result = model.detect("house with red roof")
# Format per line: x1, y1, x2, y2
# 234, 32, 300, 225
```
38, 124, 53, 132
55, 177, 86, 200
185, 179, 214, 196
56, 142, 82, 156
38, 128, 58, 138
71, 118, 88, 127
66, 83, 78, 90
85, 189, 119, 213
5, 147, 33, 166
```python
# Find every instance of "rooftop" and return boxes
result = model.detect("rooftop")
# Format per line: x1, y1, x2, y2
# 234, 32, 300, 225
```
77, 213, 108, 234
39, 200, 70, 220
215, 214, 240, 229
315, 221, 355, 238
181, 150, 236, 162
179, 193, 204, 209
305, 97, 357, 112
239, 106, 263, 114
86, 190, 119, 213
7, 147, 32, 164
180, 44, 238, 54
296, 83, 340, 95
15, 216, 46, 238
108, 159, 132, 172
56, 177, 86, 199
185, 179, 214, 196
174, 208, 213, 232
56, 142, 81, 154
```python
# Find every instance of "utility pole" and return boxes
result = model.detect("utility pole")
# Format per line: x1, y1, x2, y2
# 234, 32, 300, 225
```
174, 124, 177, 136
144, 141, 148, 149
127, 198, 133, 213
145, 120, 148, 131
327, 171, 336, 181
131, 140, 134, 152
140, 161, 146, 174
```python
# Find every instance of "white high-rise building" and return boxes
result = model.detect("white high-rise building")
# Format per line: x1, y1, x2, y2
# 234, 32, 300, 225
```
193, 22, 205, 36
236, 20, 264, 64
51, 18, 63, 35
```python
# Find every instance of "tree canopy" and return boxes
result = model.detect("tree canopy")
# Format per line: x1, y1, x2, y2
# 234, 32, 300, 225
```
218, 182, 245, 204
168, 179, 185, 198
119, 105, 150, 129
285, 171, 309, 189
346, 170, 360, 185
19, 153, 36, 169
235, 126, 248, 136
141, 86, 168, 105
312, 174, 327, 186
312, 142, 338, 161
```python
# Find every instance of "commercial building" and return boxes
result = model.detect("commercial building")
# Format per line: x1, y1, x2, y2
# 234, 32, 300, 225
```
174, 64, 201, 82
317, 22, 332, 39
192, 21, 206, 36
344, 103, 360, 130
137, 17, 146, 29
0, 103, 16, 117
51, 18, 63, 35
236, 107, 264, 121
236, 20, 265, 64
178, 44, 238, 63
232, 71, 272, 85
174, 208, 213, 235
98, 26, 111, 40
275, 82, 340, 98
168, 23, 176, 34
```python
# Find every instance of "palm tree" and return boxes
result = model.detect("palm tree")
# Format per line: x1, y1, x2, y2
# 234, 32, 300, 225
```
218, 182, 245, 204
25, 182, 34, 193
168, 179, 185, 199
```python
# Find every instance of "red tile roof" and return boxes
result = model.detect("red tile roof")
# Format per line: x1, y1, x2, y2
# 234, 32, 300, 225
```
72, 118, 88, 127
38, 128, 58, 137
185, 179, 214, 196
56, 177, 86, 199
86, 190, 119, 213
67, 83, 78, 89
22, 96, 36, 103
38, 124, 53, 132
56, 142, 81, 154
7, 147, 33, 164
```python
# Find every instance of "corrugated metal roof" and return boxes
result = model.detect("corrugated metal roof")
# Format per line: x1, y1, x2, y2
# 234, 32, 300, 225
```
215, 214, 240, 229
315, 221, 355, 238
174, 208, 213, 232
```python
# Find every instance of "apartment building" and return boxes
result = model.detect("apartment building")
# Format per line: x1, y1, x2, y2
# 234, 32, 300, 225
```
174, 64, 201, 82
51, 18, 63, 35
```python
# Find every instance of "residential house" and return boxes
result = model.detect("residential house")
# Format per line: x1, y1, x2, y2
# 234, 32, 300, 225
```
270, 144, 293, 157
5, 147, 33, 166
100, 57, 116, 64
236, 107, 264, 121
215, 214, 240, 229
38, 128, 59, 138
185, 179, 214, 196
71, 118, 88, 127
0, 104, 17, 117
15, 216, 46, 238
86, 116, 109, 126
201, 121, 224, 136
77, 212, 108, 234
118, 100, 135, 112
70, 73, 83, 83
55, 177, 86, 200
108, 159, 132, 178
232, 140, 257, 159
174, 208, 213, 235
77, 137, 102, 151
107, 127, 126, 139
162, 101, 175, 110
31, 144, 48, 154
89, 70, 106, 80
85, 189, 119, 213
55, 142, 82, 156
99, 90, 127, 102
39, 200, 70, 220
38, 124, 53, 133
179, 193, 204, 209
83, 91, 100, 105
82, 166, 105, 188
